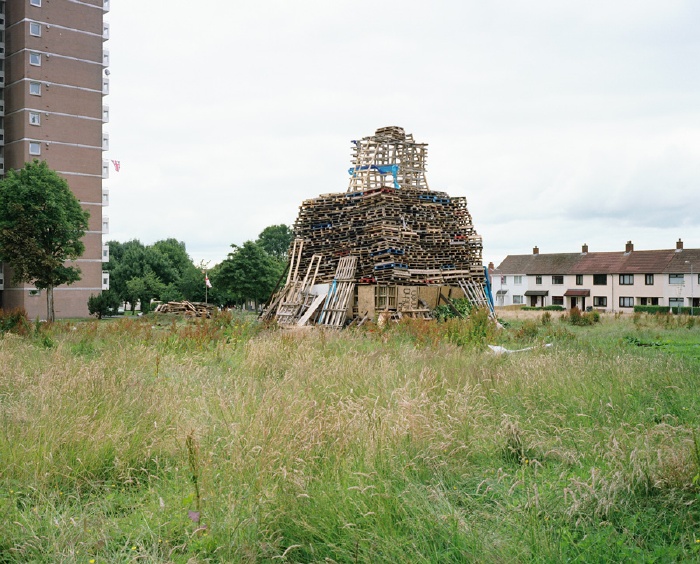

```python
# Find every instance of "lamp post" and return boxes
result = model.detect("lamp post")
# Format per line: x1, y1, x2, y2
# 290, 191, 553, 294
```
686, 260, 694, 316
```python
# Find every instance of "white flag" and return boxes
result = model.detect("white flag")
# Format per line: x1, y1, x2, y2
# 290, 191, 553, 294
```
205, 275, 212, 289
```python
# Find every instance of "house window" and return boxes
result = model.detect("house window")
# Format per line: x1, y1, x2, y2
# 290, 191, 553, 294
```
576, 275, 583, 285
552, 275, 563, 285
593, 296, 607, 307
593, 274, 607, 285
30, 22, 41, 36
29, 111, 40, 126
645, 274, 654, 285
669, 274, 684, 285
535, 275, 542, 285
619, 297, 633, 308
375, 285, 397, 310
619, 274, 633, 285
30, 0, 42, 6
552, 296, 564, 306
669, 298, 684, 310
29, 81, 41, 95
29, 141, 41, 155
29, 52, 41, 66
513, 295, 523, 305
513, 275, 522, 285
640, 297, 660, 306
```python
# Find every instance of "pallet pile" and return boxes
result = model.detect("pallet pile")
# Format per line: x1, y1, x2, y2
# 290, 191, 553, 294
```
292, 126, 484, 285
154, 301, 216, 318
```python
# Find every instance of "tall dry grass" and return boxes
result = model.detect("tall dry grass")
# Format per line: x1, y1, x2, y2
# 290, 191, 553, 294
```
0, 312, 698, 562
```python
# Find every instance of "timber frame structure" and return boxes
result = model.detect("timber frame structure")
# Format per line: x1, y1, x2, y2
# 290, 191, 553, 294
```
263, 126, 493, 328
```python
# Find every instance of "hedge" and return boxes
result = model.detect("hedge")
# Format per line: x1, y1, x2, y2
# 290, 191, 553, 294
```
634, 305, 699, 315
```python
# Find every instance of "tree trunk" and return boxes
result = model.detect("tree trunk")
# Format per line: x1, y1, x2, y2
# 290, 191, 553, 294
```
46, 285, 55, 322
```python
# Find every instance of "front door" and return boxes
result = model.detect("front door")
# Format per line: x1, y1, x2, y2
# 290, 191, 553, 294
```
531, 295, 538, 307
571, 297, 577, 310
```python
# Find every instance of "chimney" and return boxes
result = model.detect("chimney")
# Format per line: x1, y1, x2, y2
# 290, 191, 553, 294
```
488, 261, 495, 271
582, 243, 588, 254
676, 238, 684, 250
533, 246, 539, 255
625, 240, 634, 253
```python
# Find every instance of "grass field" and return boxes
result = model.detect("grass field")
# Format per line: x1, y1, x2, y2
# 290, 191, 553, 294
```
0, 309, 698, 562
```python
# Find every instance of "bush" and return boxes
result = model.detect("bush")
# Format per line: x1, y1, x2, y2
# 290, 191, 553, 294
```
563, 306, 600, 326
87, 290, 121, 319
433, 297, 473, 321
634, 305, 699, 316
0, 308, 31, 335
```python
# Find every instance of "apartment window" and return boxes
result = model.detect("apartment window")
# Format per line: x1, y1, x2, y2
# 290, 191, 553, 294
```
645, 274, 654, 285
552, 275, 564, 285
576, 275, 583, 285
593, 274, 607, 285
640, 297, 659, 306
513, 295, 523, 305
619, 274, 633, 285
29, 52, 41, 66
552, 296, 564, 306
593, 296, 607, 307
669, 274, 685, 285
669, 298, 684, 310
29, 81, 41, 95
30, 22, 41, 36
29, 111, 40, 126
619, 297, 633, 308
30, 0, 42, 6
535, 275, 542, 285
513, 275, 522, 285
29, 141, 41, 155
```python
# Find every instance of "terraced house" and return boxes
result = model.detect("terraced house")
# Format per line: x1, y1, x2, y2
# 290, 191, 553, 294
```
493, 240, 699, 313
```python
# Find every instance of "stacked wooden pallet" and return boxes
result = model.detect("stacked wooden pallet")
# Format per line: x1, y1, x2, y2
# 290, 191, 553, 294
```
154, 301, 216, 318
288, 127, 484, 286
293, 185, 483, 284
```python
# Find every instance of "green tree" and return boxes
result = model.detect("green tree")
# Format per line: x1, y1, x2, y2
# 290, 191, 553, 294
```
216, 242, 282, 309
87, 289, 121, 319
0, 160, 89, 321
256, 224, 294, 261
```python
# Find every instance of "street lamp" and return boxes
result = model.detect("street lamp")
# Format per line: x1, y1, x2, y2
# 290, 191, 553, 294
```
686, 260, 694, 316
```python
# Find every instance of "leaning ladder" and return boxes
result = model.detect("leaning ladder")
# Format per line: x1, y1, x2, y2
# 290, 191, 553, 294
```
317, 256, 358, 328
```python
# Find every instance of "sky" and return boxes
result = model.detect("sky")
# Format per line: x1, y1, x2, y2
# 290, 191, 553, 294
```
105, 0, 700, 268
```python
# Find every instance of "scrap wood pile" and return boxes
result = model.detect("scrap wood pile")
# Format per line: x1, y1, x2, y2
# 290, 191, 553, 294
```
292, 126, 484, 285
262, 126, 491, 328
154, 301, 216, 318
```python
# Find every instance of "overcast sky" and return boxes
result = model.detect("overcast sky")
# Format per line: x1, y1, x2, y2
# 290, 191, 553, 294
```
105, 0, 700, 267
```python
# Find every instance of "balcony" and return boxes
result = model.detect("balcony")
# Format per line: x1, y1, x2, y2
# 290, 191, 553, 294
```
102, 271, 110, 290
102, 187, 109, 206
102, 216, 109, 234
102, 245, 109, 262
102, 105, 109, 123
103, 0, 110, 13
102, 77, 109, 95
103, 22, 110, 40
102, 159, 109, 178
102, 49, 109, 67
102, 132, 109, 151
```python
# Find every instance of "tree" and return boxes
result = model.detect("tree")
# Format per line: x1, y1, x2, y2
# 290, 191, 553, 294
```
0, 160, 89, 321
215, 242, 283, 309
256, 224, 294, 262
87, 289, 121, 319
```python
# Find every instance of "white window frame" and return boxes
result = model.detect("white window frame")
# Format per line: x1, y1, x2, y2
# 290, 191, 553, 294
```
619, 297, 633, 308
30, 22, 42, 37
512, 295, 523, 305
669, 274, 685, 285
669, 297, 684, 309
29, 81, 41, 95
513, 275, 522, 285
29, 141, 41, 155
30, 0, 42, 6
29, 111, 41, 126
29, 52, 41, 66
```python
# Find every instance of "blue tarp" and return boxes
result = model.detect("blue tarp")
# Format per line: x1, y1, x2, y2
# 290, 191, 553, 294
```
348, 164, 400, 189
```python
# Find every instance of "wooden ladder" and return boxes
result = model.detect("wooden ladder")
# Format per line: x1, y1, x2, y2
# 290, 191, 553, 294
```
317, 256, 358, 328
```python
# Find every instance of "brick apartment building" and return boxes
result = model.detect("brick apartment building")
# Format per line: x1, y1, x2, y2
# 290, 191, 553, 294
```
0, 0, 110, 318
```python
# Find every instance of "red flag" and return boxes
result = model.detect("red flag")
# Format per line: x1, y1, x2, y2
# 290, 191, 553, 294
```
111, 160, 121, 172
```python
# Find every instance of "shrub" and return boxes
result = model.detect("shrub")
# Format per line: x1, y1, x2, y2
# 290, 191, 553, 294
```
0, 308, 31, 335
432, 297, 473, 321
87, 290, 121, 319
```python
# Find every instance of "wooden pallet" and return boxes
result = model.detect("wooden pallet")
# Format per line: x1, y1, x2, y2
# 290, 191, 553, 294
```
317, 256, 358, 328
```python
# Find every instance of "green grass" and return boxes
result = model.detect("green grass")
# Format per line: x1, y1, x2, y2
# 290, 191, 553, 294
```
0, 311, 698, 562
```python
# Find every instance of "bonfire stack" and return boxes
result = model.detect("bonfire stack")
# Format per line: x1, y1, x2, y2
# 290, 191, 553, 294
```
291, 127, 484, 284
154, 301, 217, 318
